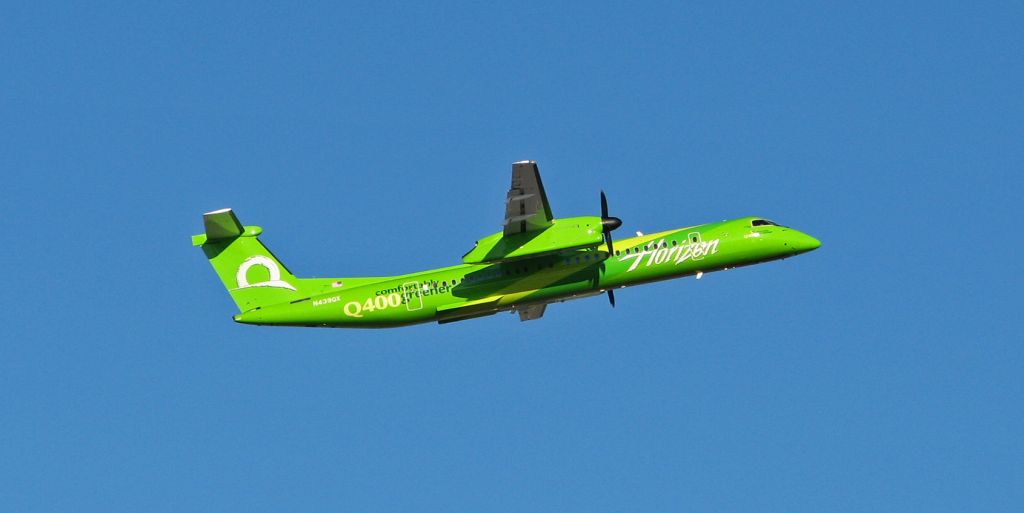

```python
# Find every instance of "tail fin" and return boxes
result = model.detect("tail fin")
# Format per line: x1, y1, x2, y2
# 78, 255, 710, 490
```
192, 208, 309, 312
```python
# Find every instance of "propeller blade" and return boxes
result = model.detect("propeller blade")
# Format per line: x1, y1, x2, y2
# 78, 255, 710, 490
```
599, 190, 621, 255
607, 289, 616, 308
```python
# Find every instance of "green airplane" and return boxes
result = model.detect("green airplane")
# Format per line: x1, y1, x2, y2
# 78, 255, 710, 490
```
193, 161, 820, 328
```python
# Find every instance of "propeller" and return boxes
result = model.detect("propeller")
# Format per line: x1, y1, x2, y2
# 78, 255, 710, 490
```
599, 190, 622, 308
600, 190, 622, 253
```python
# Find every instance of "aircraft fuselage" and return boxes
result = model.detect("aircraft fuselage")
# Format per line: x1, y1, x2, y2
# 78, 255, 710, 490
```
233, 216, 820, 328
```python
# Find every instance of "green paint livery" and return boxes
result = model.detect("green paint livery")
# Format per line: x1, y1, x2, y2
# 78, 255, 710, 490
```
193, 161, 820, 328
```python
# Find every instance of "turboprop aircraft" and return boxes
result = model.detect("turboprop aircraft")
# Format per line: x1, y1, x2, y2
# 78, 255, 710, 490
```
193, 161, 820, 328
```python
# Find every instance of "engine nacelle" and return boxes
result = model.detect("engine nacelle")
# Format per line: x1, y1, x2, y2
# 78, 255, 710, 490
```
463, 216, 605, 264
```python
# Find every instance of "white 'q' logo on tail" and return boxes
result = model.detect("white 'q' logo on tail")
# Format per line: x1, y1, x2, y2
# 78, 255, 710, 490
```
235, 256, 297, 291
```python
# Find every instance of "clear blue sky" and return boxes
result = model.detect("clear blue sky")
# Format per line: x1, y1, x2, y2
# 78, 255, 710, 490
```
2, 2, 1021, 511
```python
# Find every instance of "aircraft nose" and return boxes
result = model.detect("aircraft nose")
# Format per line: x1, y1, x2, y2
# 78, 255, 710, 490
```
791, 231, 821, 253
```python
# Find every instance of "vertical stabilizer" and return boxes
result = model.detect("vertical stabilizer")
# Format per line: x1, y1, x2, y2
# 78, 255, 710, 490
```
192, 209, 306, 312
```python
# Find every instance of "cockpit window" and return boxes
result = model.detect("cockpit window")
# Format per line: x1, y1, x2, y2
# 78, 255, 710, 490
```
752, 219, 781, 227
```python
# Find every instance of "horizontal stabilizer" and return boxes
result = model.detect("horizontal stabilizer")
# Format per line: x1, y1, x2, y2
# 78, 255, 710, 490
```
204, 208, 242, 239
191, 208, 261, 246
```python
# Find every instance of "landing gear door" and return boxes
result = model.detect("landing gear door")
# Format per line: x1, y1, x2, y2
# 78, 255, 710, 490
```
403, 281, 423, 311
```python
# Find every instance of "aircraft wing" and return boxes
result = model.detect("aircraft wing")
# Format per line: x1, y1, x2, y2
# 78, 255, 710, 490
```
436, 296, 503, 324
503, 161, 554, 236
516, 304, 546, 322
